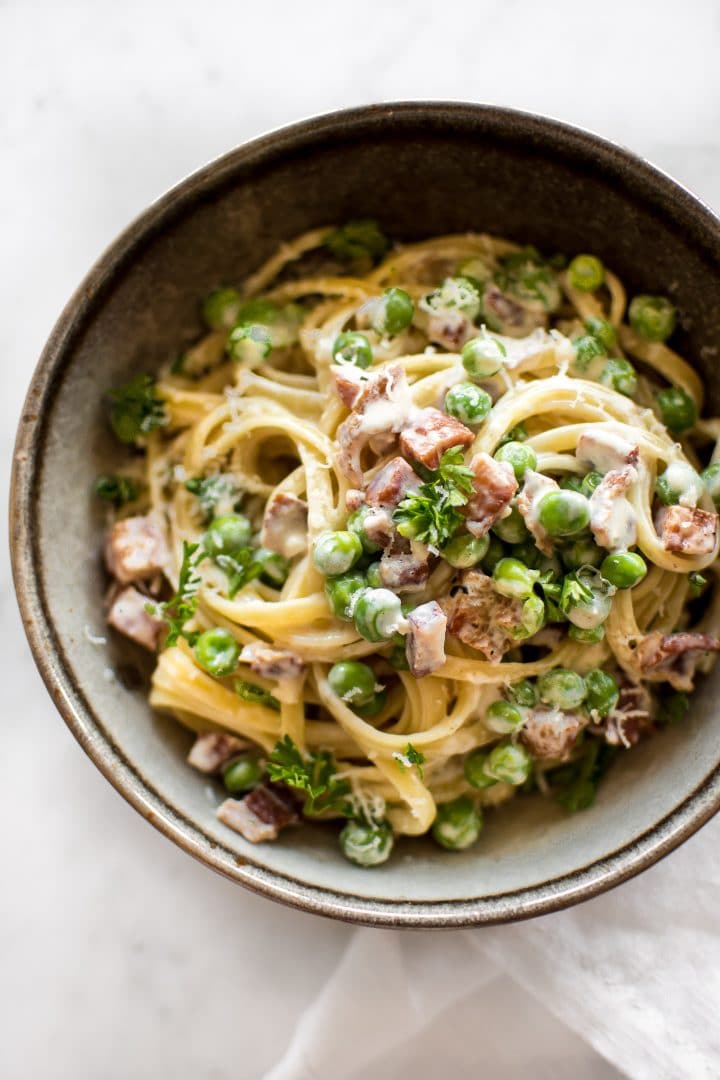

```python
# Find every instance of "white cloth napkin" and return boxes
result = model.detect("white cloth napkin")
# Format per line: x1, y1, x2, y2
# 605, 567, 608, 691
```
268, 815, 720, 1080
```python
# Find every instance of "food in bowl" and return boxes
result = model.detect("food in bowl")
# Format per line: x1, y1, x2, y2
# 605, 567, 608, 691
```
96, 221, 720, 867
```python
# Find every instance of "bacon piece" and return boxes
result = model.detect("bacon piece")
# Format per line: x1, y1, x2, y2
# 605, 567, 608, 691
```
363, 507, 394, 549
588, 466, 637, 551
260, 492, 308, 559
379, 534, 429, 593
655, 505, 718, 556
107, 585, 165, 650
399, 408, 474, 470
366, 457, 421, 508
520, 707, 587, 762
217, 783, 298, 843
405, 601, 447, 677
240, 642, 306, 680
330, 364, 365, 408
443, 570, 524, 661
635, 631, 720, 691
600, 682, 654, 747
517, 470, 559, 555
464, 452, 518, 537
576, 430, 639, 472
187, 732, 251, 774
426, 310, 474, 350
336, 363, 413, 485
345, 488, 365, 512
482, 283, 546, 337
105, 514, 169, 584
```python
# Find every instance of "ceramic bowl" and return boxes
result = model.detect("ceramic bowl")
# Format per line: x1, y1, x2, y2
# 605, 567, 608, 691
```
11, 103, 720, 926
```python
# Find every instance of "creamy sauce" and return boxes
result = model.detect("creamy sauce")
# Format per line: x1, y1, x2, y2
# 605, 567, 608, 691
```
664, 461, 703, 507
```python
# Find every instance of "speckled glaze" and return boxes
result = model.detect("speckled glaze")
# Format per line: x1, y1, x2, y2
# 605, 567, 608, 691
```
10, 103, 720, 926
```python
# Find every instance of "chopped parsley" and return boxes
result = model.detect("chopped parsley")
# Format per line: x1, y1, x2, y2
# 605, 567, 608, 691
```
149, 541, 203, 646
234, 679, 280, 711
551, 739, 617, 812
688, 572, 707, 598
185, 474, 240, 521
215, 550, 263, 599
325, 220, 389, 263
394, 447, 475, 548
108, 374, 167, 443
265, 735, 351, 816
94, 474, 142, 506
392, 742, 426, 780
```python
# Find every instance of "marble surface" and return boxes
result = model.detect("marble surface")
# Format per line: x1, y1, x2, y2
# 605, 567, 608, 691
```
2, 1, 720, 1077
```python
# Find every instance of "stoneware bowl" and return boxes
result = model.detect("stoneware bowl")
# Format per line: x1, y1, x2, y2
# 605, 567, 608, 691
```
11, 102, 720, 926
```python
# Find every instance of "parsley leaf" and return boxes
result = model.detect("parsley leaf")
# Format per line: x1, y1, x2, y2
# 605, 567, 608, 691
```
394, 448, 474, 548
149, 541, 203, 647
234, 679, 280, 711
392, 742, 426, 780
265, 735, 351, 817
537, 571, 565, 622
94, 474, 142, 506
185, 474, 241, 521
552, 739, 617, 812
108, 374, 167, 443
560, 572, 594, 613
688, 572, 707, 598
325, 220, 389, 262
215, 550, 263, 599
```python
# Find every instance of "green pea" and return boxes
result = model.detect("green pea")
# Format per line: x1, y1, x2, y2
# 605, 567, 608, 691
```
313, 530, 363, 576
222, 755, 263, 793
485, 743, 532, 785
464, 750, 497, 790
568, 624, 606, 644
689, 572, 707, 598
493, 558, 539, 600
494, 441, 538, 481
203, 286, 242, 330
355, 690, 388, 718
366, 561, 383, 588
537, 490, 590, 538
253, 547, 290, 587
600, 551, 647, 589
481, 534, 506, 573
203, 513, 253, 558
339, 820, 394, 867
568, 254, 605, 292
387, 643, 410, 670
353, 588, 406, 642
432, 797, 482, 850
584, 316, 617, 350
507, 679, 537, 707
560, 475, 584, 493
580, 471, 604, 497
227, 323, 273, 364
444, 382, 492, 425
332, 331, 373, 369
600, 358, 638, 397
573, 334, 606, 371
462, 335, 507, 379
655, 462, 704, 507
485, 699, 524, 734
656, 387, 697, 434
324, 571, 367, 620
194, 628, 240, 677
517, 594, 545, 638
347, 505, 383, 555
234, 298, 280, 325
561, 537, 603, 572
328, 660, 378, 707
584, 669, 619, 718
492, 504, 530, 544
510, 540, 542, 569
372, 288, 414, 336
562, 568, 615, 629
629, 294, 676, 342
537, 668, 587, 710
442, 533, 489, 569
701, 462, 720, 508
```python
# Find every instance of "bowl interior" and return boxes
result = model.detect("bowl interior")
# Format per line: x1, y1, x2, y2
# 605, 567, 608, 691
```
18, 104, 720, 922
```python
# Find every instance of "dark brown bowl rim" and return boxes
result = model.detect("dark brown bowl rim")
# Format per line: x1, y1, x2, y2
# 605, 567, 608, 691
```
10, 101, 720, 927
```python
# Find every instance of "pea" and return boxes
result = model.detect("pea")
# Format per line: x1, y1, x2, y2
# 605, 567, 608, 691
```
222, 756, 263, 794
253, 547, 290, 587
584, 669, 619, 718
517, 594, 546, 638
568, 254, 605, 292
656, 387, 697, 434
324, 570, 367, 620
629, 295, 676, 342
387, 643, 410, 670
366, 561, 383, 588
494, 441, 538, 482
599, 358, 638, 397
194, 628, 240, 678
442, 533, 489, 569
485, 699, 524, 734
339, 820, 394, 867
568, 624, 606, 644
227, 323, 273, 364
432, 797, 482, 850
328, 660, 378, 707
510, 540, 542, 569
493, 558, 539, 600
537, 491, 590, 538
347, 505, 383, 555
580, 471, 604, 497
355, 690, 388, 718
492, 504, 530, 544
203, 513, 253, 558
444, 382, 492, 425
354, 588, 406, 642
562, 569, 614, 630
481, 534, 506, 573
561, 537, 603, 572
462, 335, 507, 379
507, 679, 537, 707
202, 286, 242, 330
573, 334, 606, 371
485, 743, 532, 785
600, 551, 647, 589
313, 530, 363, 576
372, 287, 414, 336
537, 669, 587, 710
332, 331, 373, 369
585, 316, 617, 350
464, 750, 497, 790
701, 462, 720, 508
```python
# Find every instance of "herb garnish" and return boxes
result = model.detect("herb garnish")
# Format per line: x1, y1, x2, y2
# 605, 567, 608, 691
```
215, 550, 263, 599
94, 474, 142, 506
266, 735, 351, 817
392, 742, 426, 780
550, 739, 617, 812
108, 374, 167, 443
185, 474, 240, 521
325, 220, 389, 263
148, 540, 203, 646
234, 679, 280, 711
394, 447, 475, 548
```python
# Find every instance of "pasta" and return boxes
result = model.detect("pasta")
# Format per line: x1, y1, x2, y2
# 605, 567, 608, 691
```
98, 223, 720, 866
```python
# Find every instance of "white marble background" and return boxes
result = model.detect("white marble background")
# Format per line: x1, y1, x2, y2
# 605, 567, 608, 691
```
3, 1, 720, 1077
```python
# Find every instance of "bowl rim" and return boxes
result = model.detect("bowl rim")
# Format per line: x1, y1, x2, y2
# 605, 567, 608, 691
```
10, 99, 720, 927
